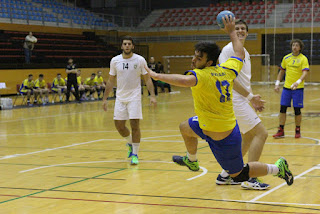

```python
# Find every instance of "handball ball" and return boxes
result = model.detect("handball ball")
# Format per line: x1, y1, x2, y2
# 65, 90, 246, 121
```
217, 10, 235, 28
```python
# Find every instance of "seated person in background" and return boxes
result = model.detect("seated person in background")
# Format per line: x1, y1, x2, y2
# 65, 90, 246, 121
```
52, 73, 67, 103
94, 70, 105, 100
158, 61, 164, 73
19, 74, 35, 106
75, 70, 86, 100
34, 74, 49, 105
158, 80, 172, 93
84, 73, 96, 100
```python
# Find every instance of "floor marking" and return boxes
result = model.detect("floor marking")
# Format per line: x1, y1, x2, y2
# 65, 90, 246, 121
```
267, 135, 320, 144
19, 160, 208, 181
250, 165, 320, 202
0, 139, 107, 160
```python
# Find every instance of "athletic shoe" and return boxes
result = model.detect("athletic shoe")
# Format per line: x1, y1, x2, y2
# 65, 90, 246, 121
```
216, 174, 241, 185
172, 155, 199, 171
131, 154, 139, 165
127, 143, 133, 158
295, 127, 301, 138
275, 157, 294, 185
241, 178, 270, 190
90, 97, 95, 101
273, 127, 284, 138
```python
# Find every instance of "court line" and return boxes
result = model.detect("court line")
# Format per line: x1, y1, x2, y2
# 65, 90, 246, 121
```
250, 165, 320, 202
267, 135, 320, 144
0, 194, 316, 214
19, 160, 208, 181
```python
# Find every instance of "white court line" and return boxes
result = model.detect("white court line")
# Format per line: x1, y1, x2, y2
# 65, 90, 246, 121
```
267, 135, 320, 144
311, 98, 320, 102
250, 165, 320, 202
18, 160, 208, 181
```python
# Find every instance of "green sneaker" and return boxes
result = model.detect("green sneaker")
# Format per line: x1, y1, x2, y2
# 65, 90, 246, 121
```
131, 154, 139, 165
127, 143, 133, 158
275, 157, 294, 185
172, 155, 199, 171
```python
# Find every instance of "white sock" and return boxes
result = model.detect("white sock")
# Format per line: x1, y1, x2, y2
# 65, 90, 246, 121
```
187, 152, 197, 162
124, 135, 132, 145
220, 169, 229, 177
59, 95, 62, 100
267, 164, 279, 175
132, 143, 140, 155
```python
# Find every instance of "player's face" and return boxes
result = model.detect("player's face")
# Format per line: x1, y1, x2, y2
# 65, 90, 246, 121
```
28, 76, 33, 81
191, 56, 196, 69
98, 71, 102, 76
77, 71, 81, 76
121, 40, 134, 55
193, 51, 210, 69
57, 75, 61, 80
235, 24, 248, 41
292, 42, 301, 54
91, 75, 95, 80
68, 59, 73, 64
39, 77, 43, 81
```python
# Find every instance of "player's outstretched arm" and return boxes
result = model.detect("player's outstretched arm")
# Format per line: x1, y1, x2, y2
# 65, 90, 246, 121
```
144, 66, 196, 87
222, 16, 245, 60
102, 75, 116, 111
234, 79, 265, 112
274, 69, 285, 93
291, 70, 308, 90
143, 74, 157, 106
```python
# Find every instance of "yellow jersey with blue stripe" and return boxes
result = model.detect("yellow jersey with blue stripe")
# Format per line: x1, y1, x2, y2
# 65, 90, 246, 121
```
34, 79, 46, 89
77, 76, 82, 85
280, 53, 309, 89
20, 79, 35, 92
186, 57, 243, 132
84, 78, 96, 86
52, 78, 66, 88
94, 76, 104, 85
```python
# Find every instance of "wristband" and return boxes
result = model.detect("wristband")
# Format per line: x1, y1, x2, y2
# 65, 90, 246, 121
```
275, 80, 280, 86
246, 93, 254, 101
296, 79, 302, 84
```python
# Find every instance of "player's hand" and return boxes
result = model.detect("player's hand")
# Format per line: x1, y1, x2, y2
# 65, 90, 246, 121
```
150, 96, 157, 106
291, 82, 299, 90
250, 94, 265, 112
222, 15, 235, 34
102, 100, 108, 111
274, 85, 280, 93
144, 65, 159, 80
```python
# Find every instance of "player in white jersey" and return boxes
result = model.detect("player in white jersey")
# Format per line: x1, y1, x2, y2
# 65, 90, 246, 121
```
102, 36, 157, 165
216, 19, 269, 190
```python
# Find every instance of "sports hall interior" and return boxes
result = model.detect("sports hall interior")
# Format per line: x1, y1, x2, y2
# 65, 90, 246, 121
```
0, 0, 320, 213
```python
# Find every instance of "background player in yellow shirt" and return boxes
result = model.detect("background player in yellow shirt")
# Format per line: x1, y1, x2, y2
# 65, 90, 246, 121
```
274, 39, 309, 138
94, 70, 105, 100
145, 15, 294, 187
52, 73, 67, 102
19, 74, 35, 106
84, 73, 96, 100
34, 74, 49, 105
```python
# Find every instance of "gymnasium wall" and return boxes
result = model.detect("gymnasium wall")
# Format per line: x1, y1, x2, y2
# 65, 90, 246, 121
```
0, 68, 109, 95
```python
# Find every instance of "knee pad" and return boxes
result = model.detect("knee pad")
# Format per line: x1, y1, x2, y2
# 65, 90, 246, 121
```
294, 107, 301, 116
280, 105, 288, 113
232, 164, 250, 182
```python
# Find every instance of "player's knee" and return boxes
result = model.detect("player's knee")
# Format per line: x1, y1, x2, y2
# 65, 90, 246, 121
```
294, 107, 301, 116
280, 105, 287, 113
231, 164, 250, 182
179, 120, 189, 133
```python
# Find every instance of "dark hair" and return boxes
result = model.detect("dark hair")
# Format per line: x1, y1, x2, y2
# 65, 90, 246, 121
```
290, 39, 304, 52
28, 74, 33, 77
39, 74, 44, 78
121, 35, 134, 45
91, 73, 96, 76
235, 19, 249, 32
57, 73, 61, 76
194, 42, 221, 65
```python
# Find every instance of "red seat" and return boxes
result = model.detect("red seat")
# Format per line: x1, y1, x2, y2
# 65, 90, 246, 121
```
259, 19, 265, 24
283, 18, 289, 23
192, 21, 198, 26
306, 17, 312, 22
179, 22, 184, 26
298, 18, 305, 22
252, 20, 258, 24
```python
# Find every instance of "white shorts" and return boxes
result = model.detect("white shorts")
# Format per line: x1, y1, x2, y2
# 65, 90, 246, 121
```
233, 98, 261, 134
114, 99, 142, 120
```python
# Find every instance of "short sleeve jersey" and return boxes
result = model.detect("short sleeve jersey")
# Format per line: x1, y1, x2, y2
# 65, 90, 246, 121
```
280, 53, 309, 89
109, 53, 148, 102
185, 57, 243, 132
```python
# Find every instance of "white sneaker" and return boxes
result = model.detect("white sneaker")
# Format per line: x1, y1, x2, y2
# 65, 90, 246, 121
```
241, 178, 270, 190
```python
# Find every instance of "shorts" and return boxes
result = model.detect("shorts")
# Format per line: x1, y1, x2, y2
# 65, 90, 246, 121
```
280, 87, 304, 108
20, 89, 33, 95
233, 98, 261, 134
52, 88, 65, 93
114, 99, 142, 120
188, 116, 243, 174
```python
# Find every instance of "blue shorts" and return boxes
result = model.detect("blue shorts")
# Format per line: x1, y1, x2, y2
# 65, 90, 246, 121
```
188, 116, 243, 174
280, 87, 304, 108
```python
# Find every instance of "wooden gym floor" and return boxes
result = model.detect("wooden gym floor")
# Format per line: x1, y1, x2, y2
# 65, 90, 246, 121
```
0, 85, 320, 214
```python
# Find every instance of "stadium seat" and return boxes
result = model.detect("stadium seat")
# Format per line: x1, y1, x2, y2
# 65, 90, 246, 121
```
298, 18, 305, 22
259, 19, 265, 24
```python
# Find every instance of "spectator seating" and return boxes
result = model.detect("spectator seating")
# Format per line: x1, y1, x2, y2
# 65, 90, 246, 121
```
284, 0, 320, 23
150, 1, 276, 28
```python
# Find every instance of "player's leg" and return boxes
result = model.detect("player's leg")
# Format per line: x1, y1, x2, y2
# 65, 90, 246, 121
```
65, 80, 72, 102
26, 90, 32, 106
79, 85, 85, 100
33, 89, 39, 104
43, 89, 49, 103
96, 85, 102, 99
58, 88, 63, 102
73, 80, 80, 101
292, 88, 304, 138
274, 88, 292, 138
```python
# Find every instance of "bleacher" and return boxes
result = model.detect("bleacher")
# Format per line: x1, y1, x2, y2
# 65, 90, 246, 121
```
0, 30, 118, 67
150, 1, 276, 28
284, 0, 320, 23
0, 0, 115, 28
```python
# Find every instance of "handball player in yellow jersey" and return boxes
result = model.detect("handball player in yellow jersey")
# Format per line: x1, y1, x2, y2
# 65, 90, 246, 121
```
145, 16, 294, 186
